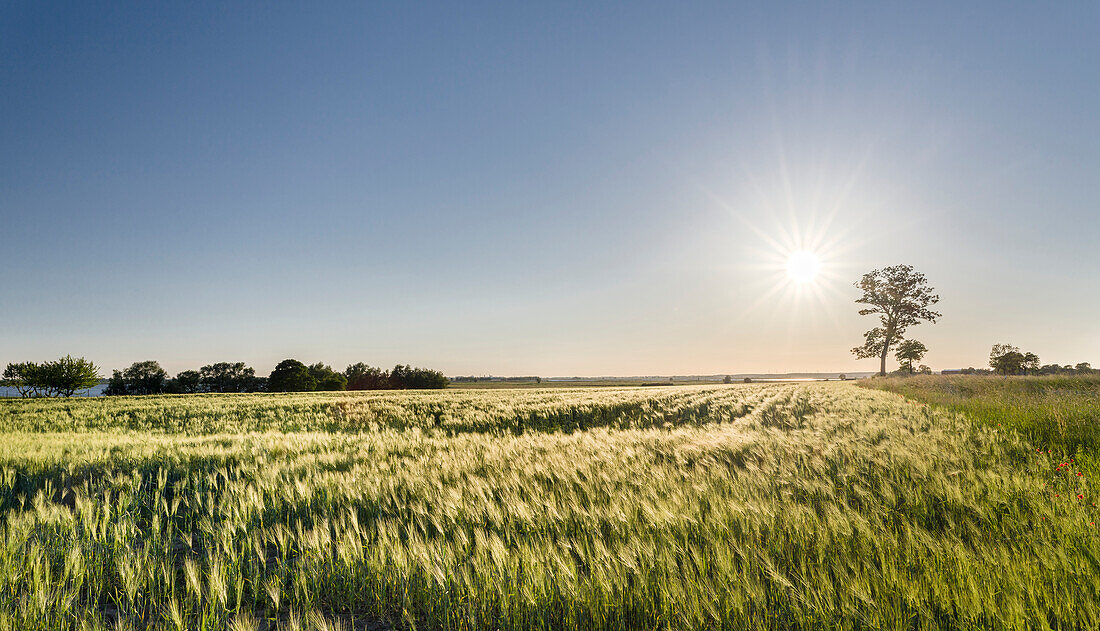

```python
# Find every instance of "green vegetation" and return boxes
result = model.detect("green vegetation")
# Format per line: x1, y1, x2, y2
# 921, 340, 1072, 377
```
851, 264, 940, 376
1, 356, 100, 398
1, 383, 1098, 629
862, 374, 1100, 472
92, 360, 447, 397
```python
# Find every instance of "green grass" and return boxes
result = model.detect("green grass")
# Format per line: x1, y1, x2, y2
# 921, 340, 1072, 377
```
860, 374, 1100, 473
1, 383, 1098, 629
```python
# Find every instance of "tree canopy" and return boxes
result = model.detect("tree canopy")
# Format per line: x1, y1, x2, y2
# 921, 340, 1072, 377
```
105, 361, 169, 396
267, 360, 317, 393
894, 339, 928, 374
990, 344, 1041, 375
1, 356, 100, 398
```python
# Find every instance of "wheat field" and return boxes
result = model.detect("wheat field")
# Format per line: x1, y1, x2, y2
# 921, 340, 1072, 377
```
0, 383, 1096, 630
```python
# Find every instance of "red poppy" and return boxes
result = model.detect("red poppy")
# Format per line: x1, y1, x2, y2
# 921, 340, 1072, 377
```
1077, 472, 1084, 477
1078, 494, 1084, 500
1055, 494, 1060, 497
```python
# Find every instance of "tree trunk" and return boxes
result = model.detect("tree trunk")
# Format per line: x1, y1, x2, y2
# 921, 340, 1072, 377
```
879, 337, 891, 376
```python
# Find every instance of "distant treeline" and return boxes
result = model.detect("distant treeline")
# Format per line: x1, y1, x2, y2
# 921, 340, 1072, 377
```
983, 344, 1095, 376
451, 376, 542, 383
2, 357, 447, 397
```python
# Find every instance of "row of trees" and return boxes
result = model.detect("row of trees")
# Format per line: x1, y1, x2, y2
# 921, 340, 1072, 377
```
105, 361, 264, 396
103, 359, 448, 396
3, 357, 448, 398
987, 344, 1095, 376
1, 356, 100, 397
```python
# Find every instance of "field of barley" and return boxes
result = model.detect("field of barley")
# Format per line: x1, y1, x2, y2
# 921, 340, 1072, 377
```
1, 382, 1097, 630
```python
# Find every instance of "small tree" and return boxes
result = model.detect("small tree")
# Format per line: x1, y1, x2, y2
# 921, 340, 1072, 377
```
894, 339, 928, 374
918, 364, 932, 375
851, 265, 941, 376
723, 375, 733, 384
47, 356, 101, 397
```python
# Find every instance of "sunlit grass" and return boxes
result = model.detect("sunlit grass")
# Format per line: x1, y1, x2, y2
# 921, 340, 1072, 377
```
0, 383, 1097, 629
861, 374, 1100, 473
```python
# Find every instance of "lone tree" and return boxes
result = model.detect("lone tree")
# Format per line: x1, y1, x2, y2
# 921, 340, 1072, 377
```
851, 265, 941, 376
894, 339, 928, 374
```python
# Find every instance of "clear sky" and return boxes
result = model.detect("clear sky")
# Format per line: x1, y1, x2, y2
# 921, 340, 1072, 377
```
2, 2, 1098, 377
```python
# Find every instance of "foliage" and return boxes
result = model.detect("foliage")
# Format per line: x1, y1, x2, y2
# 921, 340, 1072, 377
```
345, 363, 390, 390
173, 369, 202, 393
308, 363, 347, 391
344, 363, 448, 390
389, 364, 448, 389
990, 344, 1041, 375
894, 339, 928, 374
1, 356, 100, 397
0, 384, 1098, 629
200, 362, 258, 393
105, 360, 169, 396
268, 359, 317, 393
851, 264, 940, 375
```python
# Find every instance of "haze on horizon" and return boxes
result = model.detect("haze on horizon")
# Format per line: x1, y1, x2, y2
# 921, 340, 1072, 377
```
2, 2, 1098, 377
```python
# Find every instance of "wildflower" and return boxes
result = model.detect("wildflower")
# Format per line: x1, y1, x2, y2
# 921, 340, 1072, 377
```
1078, 494, 1084, 500
1055, 494, 1060, 497
1077, 472, 1084, 477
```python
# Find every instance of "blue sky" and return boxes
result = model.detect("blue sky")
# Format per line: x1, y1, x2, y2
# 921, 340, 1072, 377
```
2, 2, 1098, 376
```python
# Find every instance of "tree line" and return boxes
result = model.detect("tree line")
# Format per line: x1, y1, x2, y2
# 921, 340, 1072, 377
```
106, 359, 448, 395
982, 344, 1094, 376
2, 357, 447, 397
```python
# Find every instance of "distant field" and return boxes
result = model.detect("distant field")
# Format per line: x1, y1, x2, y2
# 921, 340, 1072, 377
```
1, 383, 1098, 630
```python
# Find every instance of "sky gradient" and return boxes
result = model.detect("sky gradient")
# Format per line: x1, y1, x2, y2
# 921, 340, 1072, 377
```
2, 2, 1098, 376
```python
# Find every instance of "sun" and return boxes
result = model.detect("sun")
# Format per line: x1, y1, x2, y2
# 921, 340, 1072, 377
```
786, 250, 821, 283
